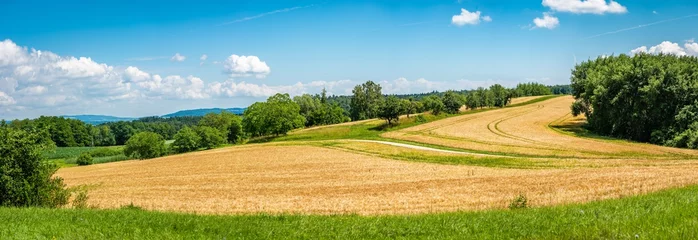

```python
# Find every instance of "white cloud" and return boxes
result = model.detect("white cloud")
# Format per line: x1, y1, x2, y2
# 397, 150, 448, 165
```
685, 39, 698, 56
542, 0, 627, 14
200, 54, 208, 61
653, 10, 659, 15
452, 8, 491, 26
223, 55, 271, 78
170, 53, 186, 62
138, 74, 208, 100
0, 39, 29, 66
17, 85, 47, 95
533, 13, 560, 29
0, 91, 16, 106
124, 66, 151, 82
630, 41, 691, 56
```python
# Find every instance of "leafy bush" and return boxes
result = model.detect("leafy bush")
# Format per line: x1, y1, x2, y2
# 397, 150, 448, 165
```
124, 132, 166, 159
88, 147, 122, 157
415, 115, 428, 123
0, 127, 70, 207
509, 194, 528, 210
76, 152, 93, 166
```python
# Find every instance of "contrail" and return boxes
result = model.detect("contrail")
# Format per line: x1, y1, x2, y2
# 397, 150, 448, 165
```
583, 13, 698, 40
218, 4, 315, 26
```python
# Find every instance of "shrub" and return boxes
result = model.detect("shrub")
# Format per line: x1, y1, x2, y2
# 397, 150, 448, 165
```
509, 194, 528, 210
172, 127, 201, 153
76, 152, 93, 166
415, 115, 428, 123
88, 147, 122, 157
124, 132, 166, 159
0, 127, 70, 208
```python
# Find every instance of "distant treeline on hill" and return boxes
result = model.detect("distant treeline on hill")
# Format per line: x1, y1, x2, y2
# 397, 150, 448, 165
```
2, 82, 568, 149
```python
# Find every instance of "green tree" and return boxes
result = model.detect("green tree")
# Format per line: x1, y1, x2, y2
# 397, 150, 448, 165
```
442, 91, 465, 114
198, 111, 243, 144
0, 127, 69, 207
489, 84, 511, 108
570, 54, 698, 148
422, 95, 445, 115
172, 127, 201, 153
124, 132, 166, 159
350, 81, 383, 120
243, 94, 306, 137
378, 96, 403, 125
194, 126, 227, 150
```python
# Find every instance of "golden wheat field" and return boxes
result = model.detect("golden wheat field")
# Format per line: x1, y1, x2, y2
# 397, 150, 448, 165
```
56, 96, 698, 215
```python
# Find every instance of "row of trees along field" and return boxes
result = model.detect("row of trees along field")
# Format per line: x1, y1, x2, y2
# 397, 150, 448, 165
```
5, 116, 201, 147
571, 54, 698, 149
1, 81, 568, 156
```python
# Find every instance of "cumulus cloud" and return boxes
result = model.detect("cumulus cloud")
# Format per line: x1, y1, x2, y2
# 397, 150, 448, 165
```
629, 41, 694, 56
685, 39, 698, 56
533, 13, 560, 29
170, 53, 186, 62
452, 8, 491, 26
542, 0, 627, 14
0, 39, 29, 66
200, 54, 208, 61
223, 54, 271, 78
138, 75, 208, 100
124, 66, 151, 82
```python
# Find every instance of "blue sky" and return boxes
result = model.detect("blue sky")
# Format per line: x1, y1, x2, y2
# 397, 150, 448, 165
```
1, 0, 698, 119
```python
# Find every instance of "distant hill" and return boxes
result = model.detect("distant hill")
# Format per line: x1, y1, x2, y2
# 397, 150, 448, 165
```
63, 115, 137, 125
162, 108, 246, 118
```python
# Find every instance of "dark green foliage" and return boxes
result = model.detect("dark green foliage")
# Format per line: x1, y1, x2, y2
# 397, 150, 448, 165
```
103, 116, 202, 145
422, 95, 445, 115
415, 115, 428, 123
194, 126, 226, 150
75, 152, 93, 166
513, 82, 552, 97
549, 84, 572, 95
0, 127, 69, 208
489, 84, 511, 107
123, 132, 166, 159
571, 54, 698, 148
198, 111, 244, 144
378, 96, 402, 125
350, 81, 383, 120
295, 93, 350, 127
442, 91, 466, 114
243, 93, 306, 137
88, 147, 122, 158
172, 127, 201, 153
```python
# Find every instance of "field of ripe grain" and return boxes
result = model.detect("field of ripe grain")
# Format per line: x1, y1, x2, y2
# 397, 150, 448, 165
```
57, 142, 698, 215
384, 96, 698, 159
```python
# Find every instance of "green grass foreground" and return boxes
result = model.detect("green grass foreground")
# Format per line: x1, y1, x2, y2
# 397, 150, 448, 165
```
2, 185, 697, 239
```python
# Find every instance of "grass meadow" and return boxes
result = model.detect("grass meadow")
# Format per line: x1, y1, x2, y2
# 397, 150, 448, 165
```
2, 185, 697, 239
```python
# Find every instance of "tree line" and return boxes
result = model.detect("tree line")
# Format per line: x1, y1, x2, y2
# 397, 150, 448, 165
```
4, 116, 202, 147
571, 54, 698, 149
